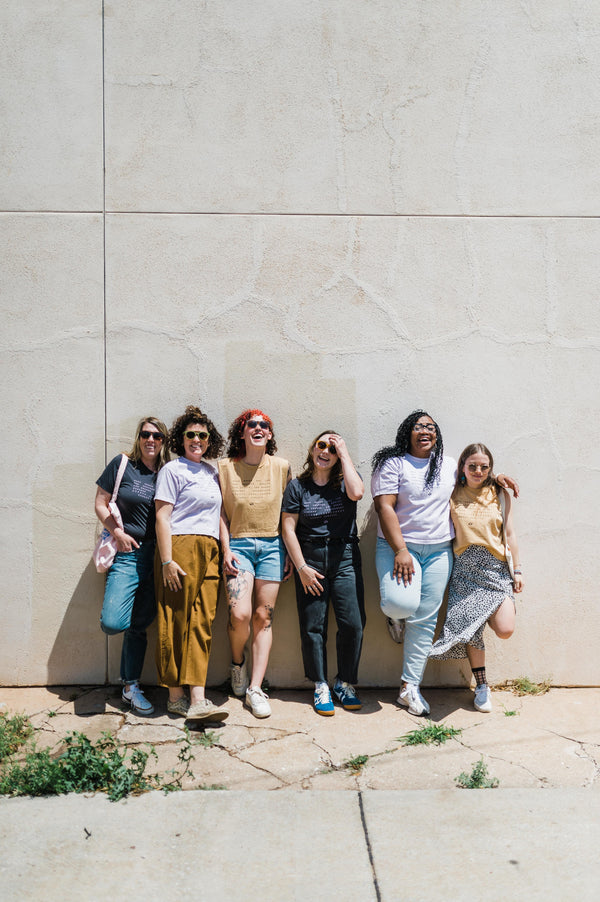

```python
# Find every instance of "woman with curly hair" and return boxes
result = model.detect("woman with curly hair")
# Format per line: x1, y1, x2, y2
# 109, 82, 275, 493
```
429, 444, 522, 712
95, 416, 170, 716
281, 431, 365, 715
371, 411, 517, 716
218, 409, 291, 718
154, 405, 229, 722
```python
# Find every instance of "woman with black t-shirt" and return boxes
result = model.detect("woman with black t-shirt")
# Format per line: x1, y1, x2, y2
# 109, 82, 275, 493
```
95, 416, 169, 715
282, 431, 365, 715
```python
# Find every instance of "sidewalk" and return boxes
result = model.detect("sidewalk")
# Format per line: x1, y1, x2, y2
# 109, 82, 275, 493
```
0, 686, 599, 900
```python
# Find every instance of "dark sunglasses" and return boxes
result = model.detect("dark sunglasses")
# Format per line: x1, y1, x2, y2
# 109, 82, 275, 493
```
185, 430, 209, 441
315, 440, 337, 454
247, 420, 270, 430
140, 430, 164, 440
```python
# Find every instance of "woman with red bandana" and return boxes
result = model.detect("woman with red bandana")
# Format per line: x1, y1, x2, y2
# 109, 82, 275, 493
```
218, 410, 292, 718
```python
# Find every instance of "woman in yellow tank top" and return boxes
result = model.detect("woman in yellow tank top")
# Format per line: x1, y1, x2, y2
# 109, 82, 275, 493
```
429, 443, 523, 713
218, 409, 292, 718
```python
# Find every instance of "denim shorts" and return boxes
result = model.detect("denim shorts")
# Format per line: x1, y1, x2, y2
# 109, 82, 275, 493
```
230, 536, 286, 581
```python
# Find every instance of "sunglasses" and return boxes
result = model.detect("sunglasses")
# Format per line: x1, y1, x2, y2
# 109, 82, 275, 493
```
467, 464, 490, 473
140, 430, 164, 441
315, 440, 337, 454
185, 430, 209, 441
246, 420, 270, 430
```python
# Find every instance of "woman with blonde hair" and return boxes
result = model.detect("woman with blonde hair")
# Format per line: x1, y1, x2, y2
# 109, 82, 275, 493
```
95, 416, 170, 715
429, 443, 522, 712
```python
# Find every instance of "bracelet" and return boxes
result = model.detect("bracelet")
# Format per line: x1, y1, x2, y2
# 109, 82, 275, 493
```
394, 547, 407, 555
513, 569, 522, 575
161, 560, 172, 567
298, 564, 307, 573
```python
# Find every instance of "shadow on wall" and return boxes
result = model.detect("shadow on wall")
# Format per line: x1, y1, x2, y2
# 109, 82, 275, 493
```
47, 560, 107, 685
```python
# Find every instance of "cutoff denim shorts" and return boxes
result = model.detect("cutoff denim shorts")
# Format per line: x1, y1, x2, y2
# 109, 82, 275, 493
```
230, 536, 286, 582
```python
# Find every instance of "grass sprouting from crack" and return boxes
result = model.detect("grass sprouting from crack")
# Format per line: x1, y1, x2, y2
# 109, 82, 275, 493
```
344, 754, 369, 773
455, 757, 499, 789
509, 677, 551, 697
399, 721, 462, 746
0, 713, 33, 760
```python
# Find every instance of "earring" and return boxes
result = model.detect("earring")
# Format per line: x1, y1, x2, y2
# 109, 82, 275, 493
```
460, 474, 466, 485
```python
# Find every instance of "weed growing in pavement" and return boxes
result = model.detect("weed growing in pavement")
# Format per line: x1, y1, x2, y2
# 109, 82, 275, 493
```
0, 719, 198, 802
0, 713, 33, 760
455, 757, 499, 789
344, 754, 369, 773
192, 729, 221, 749
399, 721, 462, 746
502, 706, 519, 717
508, 677, 551, 696
47, 711, 57, 719
198, 783, 227, 791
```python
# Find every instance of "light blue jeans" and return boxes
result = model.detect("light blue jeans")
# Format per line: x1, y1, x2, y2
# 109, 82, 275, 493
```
100, 542, 157, 683
376, 537, 453, 685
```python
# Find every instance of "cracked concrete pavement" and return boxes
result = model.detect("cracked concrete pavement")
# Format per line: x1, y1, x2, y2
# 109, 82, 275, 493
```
1, 686, 599, 901
1, 685, 598, 791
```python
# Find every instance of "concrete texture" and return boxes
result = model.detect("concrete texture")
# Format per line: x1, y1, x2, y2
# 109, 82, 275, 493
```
0, 687, 599, 901
2, 2, 600, 687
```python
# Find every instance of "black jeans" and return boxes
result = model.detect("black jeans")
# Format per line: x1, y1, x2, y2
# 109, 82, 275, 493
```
293, 540, 365, 684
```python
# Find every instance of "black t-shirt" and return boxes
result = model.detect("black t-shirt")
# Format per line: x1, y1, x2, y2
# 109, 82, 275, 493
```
282, 476, 359, 542
96, 455, 158, 542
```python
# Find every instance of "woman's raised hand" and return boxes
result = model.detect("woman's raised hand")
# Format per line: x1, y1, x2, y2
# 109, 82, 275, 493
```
328, 434, 348, 459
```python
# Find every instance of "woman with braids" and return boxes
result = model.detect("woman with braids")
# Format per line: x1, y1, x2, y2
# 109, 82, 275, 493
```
95, 416, 170, 716
154, 405, 229, 722
429, 443, 522, 713
218, 409, 291, 718
371, 411, 518, 716
281, 431, 365, 716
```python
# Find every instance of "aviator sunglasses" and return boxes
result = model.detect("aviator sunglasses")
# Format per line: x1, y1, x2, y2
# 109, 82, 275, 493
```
185, 430, 209, 440
315, 440, 337, 454
247, 420, 270, 430
140, 430, 164, 440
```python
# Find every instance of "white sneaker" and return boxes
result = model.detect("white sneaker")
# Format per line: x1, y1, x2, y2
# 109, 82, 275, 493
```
245, 686, 271, 718
397, 682, 430, 716
386, 617, 405, 644
474, 684, 492, 713
230, 658, 249, 697
122, 681, 154, 716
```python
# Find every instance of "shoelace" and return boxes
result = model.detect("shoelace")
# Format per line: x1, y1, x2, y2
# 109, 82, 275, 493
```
336, 682, 356, 699
315, 686, 331, 704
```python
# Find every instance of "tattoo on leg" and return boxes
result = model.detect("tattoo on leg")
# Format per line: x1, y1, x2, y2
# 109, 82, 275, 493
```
227, 572, 249, 601
264, 604, 274, 631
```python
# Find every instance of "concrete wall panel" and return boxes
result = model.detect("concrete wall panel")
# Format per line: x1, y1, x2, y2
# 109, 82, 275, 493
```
0, 1, 103, 211
105, 1, 600, 214
0, 214, 105, 684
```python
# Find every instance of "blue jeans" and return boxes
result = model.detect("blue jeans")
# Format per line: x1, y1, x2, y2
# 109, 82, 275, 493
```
100, 542, 157, 683
230, 536, 286, 581
294, 540, 365, 684
376, 537, 453, 685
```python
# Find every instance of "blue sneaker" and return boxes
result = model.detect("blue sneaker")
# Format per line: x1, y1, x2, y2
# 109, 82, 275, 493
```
333, 680, 362, 711
314, 684, 334, 716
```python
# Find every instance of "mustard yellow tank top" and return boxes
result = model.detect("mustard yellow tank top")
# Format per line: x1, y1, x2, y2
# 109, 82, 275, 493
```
218, 456, 289, 538
450, 483, 507, 562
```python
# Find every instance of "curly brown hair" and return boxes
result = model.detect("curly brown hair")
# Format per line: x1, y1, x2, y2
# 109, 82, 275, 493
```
298, 430, 343, 489
225, 408, 277, 459
168, 405, 225, 459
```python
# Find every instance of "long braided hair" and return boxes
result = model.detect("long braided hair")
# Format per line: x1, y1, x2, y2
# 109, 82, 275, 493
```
371, 409, 444, 493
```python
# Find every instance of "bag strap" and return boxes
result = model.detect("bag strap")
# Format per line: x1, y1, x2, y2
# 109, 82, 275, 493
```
497, 487, 509, 542
110, 454, 129, 504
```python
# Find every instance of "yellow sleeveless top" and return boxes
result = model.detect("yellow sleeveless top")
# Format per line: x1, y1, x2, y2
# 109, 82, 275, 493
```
450, 483, 507, 562
218, 456, 289, 538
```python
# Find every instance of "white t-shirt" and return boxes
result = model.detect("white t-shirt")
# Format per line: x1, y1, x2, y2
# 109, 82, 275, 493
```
371, 454, 457, 544
155, 457, 221, 539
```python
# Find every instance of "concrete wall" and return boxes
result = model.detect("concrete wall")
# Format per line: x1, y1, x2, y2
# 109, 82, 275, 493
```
2, 1, 599, 687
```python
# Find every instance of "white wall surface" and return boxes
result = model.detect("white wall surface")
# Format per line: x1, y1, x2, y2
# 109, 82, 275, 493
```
2, 1, 599, 686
